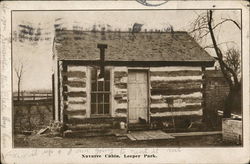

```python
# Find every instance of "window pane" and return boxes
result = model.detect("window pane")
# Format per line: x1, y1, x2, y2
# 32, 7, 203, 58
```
91, 93, 97, 103
104, 104, 109, 114
104, 93, 109, 103
105, 69, 110, 80
91, 104, 96, 114
91, 69, 97, 80
98, 81, 104, 91
105, 81, 110, 91
91, 82, 97, 91
98, 93, 103, 103
98, 104, 103, 114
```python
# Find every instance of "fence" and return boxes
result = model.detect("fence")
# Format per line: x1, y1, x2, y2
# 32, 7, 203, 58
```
13, 92, 52, 101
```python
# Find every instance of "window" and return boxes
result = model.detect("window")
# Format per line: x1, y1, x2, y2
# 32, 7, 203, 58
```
91, 68, 110, 115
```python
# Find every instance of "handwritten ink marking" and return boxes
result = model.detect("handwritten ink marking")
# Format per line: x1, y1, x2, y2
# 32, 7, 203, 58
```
94, 148, 113, 155
67, 148, 72, 155
136, 0, 168, 7
2, 133, 10, 148
31, 150, 38, 157
120, 148, 126, 154
1, 3, 8, 14
43, 149, 53, 156
1, 17, 6, 31
1, 116, 10, 128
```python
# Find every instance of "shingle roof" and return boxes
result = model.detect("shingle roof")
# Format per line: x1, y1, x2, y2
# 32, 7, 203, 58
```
54, 30, 214, 66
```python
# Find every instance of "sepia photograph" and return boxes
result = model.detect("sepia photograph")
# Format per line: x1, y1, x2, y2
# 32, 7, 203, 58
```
12, 9, 243, 148
1, 1, 250, 163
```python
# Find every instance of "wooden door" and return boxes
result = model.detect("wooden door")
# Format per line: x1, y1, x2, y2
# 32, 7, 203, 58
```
128, 70, 148, 123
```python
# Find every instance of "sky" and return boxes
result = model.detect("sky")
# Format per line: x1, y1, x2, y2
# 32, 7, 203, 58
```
12, 10, 241, 92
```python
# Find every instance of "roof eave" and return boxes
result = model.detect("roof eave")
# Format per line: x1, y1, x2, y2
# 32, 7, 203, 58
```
60, 59, 215, 67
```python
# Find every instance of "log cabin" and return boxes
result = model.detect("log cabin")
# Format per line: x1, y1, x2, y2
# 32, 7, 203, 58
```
52, 29, 215, 134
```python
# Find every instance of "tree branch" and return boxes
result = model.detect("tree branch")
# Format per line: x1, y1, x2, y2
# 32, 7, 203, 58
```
207, 10, 234, 88
221, 18, 241, 30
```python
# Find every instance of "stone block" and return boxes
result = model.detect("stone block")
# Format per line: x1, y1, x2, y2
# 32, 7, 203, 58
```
222, 118, 242, 144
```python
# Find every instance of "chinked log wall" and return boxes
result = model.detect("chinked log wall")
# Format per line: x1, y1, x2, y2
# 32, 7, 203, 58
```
59, 64, 204, 124
60, 65, 128, 124
149, 67, 204, 119
61, 64, 88, 122
113, 67, 128, 117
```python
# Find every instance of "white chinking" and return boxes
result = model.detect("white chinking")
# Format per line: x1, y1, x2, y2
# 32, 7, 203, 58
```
67, 65, 87, 72
150, 75, 202, 81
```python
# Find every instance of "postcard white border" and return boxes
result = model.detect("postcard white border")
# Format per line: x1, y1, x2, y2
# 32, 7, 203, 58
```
1, 1, 249, 163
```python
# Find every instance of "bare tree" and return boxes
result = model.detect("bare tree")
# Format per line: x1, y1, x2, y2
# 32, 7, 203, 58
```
224, 47, 241, 77
189, 10, 241, 118
14, 61, 25, 101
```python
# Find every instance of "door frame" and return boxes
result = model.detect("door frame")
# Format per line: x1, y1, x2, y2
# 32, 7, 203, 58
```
127, 69, 150, 125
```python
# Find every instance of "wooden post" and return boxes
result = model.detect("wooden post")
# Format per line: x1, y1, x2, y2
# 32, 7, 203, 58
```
52, 74, 55, 120
57, 61, 61, 121
201, 66, 207, 124
62, 61, 68, 123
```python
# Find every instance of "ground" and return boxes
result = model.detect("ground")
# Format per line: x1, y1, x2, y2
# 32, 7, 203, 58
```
14, 134, 238, 148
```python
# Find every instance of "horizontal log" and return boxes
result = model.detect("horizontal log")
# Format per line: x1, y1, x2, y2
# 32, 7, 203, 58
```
114, 103, 127, 109
115, 108, 127, 113
114, 71, 128, 79
114, 113, 127, 117
114, 77, 127, 83
64, 81, 86, 88
67, 115, 87, 119
150, 70, 202, 77
65, 109, 86, 115
150, 76, 202, 82
66, 102, 86, 109
151, 109, 202, 117
151, 80, 202, 89
64, 105, 86, 111
150, 115, 202, 121
65, 101, 86, 105
151, 88, 202, 96
67, 117, 126, 124
150, 67, 202, 72
64, 91, 87, 97
114, 93, 127, 100
150, 104, 201, 113
151, 97, 202, 104
115, 98, 128, 104
62, 71, 86, 78
114, 83, 127, 89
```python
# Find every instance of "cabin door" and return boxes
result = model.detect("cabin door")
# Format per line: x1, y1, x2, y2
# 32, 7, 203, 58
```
128, 70, 148, 124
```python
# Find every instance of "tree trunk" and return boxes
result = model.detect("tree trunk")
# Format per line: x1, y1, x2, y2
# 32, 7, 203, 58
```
224, 85, 241, 118
207, 10, 241, 118
17, 78, 21, 101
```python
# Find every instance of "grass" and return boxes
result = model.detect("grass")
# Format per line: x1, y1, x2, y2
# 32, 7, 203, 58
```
14, 133, 239, 148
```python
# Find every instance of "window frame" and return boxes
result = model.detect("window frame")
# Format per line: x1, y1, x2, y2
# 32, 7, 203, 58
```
90, 67, 111, 117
